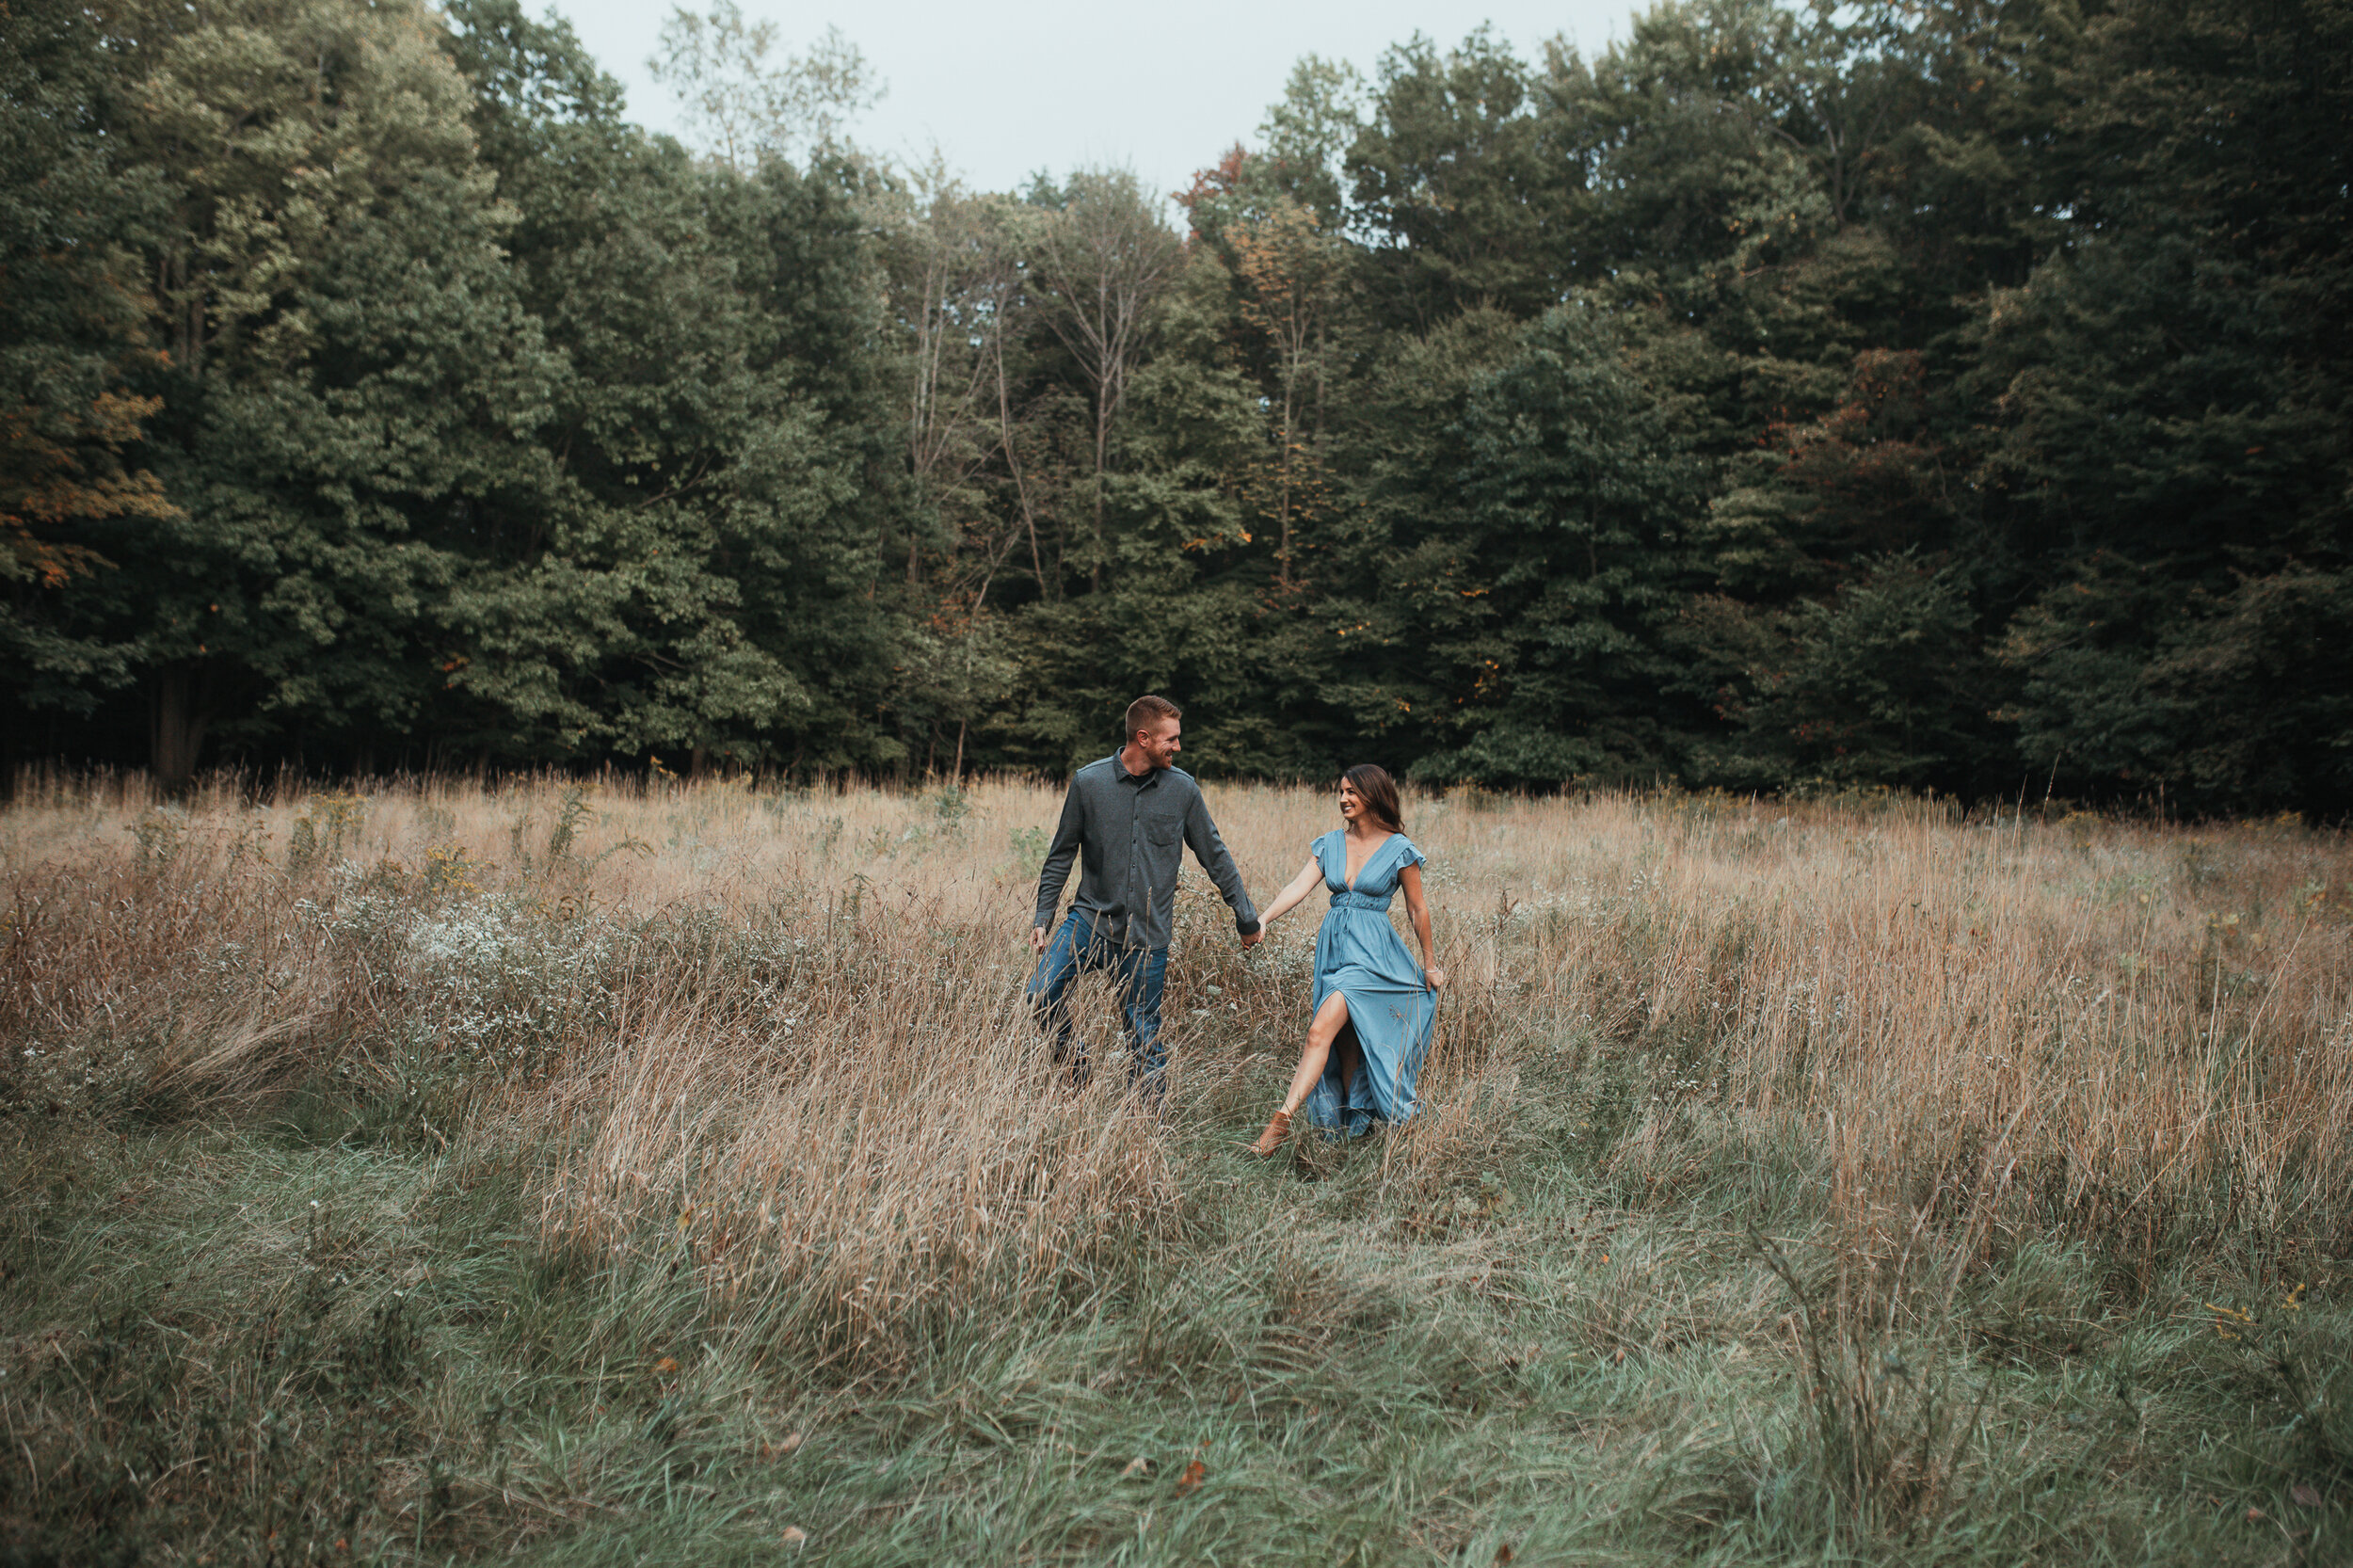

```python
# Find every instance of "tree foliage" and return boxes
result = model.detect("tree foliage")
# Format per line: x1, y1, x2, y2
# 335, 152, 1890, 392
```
5, 0, 2345, 812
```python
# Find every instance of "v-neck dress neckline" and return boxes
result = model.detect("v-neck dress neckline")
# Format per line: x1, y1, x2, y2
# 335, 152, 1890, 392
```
1341, 830, 1398, 892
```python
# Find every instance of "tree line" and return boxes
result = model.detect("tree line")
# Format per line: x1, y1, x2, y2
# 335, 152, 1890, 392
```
4, 0, 2347, 811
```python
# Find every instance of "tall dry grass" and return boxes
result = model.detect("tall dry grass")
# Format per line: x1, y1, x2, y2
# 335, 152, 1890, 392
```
4, 772, 2347, 1372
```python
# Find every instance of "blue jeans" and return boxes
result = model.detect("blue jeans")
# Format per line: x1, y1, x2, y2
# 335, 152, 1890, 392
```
1027, 911, 1168, 1095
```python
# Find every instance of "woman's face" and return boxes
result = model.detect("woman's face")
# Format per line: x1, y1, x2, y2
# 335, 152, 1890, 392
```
1337, 777, 1363, 822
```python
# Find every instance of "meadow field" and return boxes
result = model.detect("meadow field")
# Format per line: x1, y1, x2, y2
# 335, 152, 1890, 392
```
1, 774, 2347, 1565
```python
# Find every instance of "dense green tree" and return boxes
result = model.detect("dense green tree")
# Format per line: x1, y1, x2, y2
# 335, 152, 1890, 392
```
76, 0, 566, 788
1977, 0, 2352, 811
1348, 28, 1591, 328
0, 0, 173, 779
1546, 0, 1811, 290
440, 0, 909, 773
1706, 551, 1996, 789
1256, 56, 1365, 231
1415, 304, 1716, 783
5, 0, 2344, 811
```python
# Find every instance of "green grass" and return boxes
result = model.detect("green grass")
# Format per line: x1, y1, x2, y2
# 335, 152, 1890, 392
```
5, 1089, 2346, 1565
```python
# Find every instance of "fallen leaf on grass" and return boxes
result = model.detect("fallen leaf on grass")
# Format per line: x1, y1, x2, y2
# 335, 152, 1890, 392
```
653, 1356, 679, 1374
1497, 1545, 1516, 1563
779, 1430, 806, 1454
1175, 1459, 1206, 1495
2246, 1507, 2265, 1523
1122, 1456, 1152, 1478
781, 1526, 807, 1548
2291, 1484, 2321, 1507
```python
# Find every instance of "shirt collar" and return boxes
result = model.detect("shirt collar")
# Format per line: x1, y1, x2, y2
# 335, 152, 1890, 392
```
1112, 750, 1157, 785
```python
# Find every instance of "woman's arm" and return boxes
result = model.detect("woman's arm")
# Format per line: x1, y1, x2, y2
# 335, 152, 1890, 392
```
1257, 857, 1326, 928
1398, 862, 1447, 990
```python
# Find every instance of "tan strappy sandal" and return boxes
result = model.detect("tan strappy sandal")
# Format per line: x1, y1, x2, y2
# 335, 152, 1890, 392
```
1249, 1109, 1293, 1157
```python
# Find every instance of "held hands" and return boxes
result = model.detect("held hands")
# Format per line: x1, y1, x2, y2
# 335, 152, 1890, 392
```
1035, 922, 1266, 952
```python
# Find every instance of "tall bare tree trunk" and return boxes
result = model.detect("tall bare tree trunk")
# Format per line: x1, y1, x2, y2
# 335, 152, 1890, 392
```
0, 705, 19, 805
896, 175, 1011, 587
1028, 171, 1180, 600
1232, 199, 1340, 597
149, 663, 211, 797
995, 343, 1048, 596
1092, 399, 1110, 594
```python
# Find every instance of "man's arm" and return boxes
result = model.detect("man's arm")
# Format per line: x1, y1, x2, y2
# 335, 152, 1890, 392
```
1184, 790, 1262, 941
1032, 781, 1086, 940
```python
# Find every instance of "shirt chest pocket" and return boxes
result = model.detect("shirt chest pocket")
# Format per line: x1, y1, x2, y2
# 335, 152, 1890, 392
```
1143, 814, 1184, 850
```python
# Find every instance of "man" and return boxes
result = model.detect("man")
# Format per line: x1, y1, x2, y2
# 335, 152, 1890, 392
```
1029, 694, 1262, 1096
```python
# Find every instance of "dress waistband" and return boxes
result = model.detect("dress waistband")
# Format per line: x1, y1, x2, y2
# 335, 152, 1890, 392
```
1329, 889, 1392, 912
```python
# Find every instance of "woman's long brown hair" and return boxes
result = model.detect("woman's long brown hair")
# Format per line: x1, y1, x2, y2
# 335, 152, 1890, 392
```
1343, 763, 1404, 834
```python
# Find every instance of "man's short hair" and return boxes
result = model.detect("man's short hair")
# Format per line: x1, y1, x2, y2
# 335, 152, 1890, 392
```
1125, 694, 1181, 742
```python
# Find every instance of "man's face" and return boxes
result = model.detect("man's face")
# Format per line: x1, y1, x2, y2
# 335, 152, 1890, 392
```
1133, 716, 1181, 771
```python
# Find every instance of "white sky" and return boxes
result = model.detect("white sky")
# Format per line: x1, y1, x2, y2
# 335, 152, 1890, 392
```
540, 0, 1641, 202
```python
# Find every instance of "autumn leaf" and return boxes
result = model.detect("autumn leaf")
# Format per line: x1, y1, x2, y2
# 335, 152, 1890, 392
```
653, 1355, 679, 1374
2291, 1484, 2322, 1507
1121, 1455, 1152, 1477
1, 391, 177, 589
1175, 1459, 1206, 1495
781, 1526, 807, 1547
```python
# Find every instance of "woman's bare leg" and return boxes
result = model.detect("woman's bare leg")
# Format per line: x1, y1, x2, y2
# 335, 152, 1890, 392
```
1281, 993, 1353, 1115
1254, 993, 1353, 1155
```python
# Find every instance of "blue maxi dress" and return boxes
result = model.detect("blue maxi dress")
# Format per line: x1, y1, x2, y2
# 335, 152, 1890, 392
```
1300, 830, 1436, 1135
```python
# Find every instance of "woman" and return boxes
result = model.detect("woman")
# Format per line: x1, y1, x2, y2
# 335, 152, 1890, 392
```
1248, 765, 1445, 1155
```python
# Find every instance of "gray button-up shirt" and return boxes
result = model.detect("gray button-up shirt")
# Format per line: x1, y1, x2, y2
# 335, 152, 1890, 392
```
1032, 753, 1260, 951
